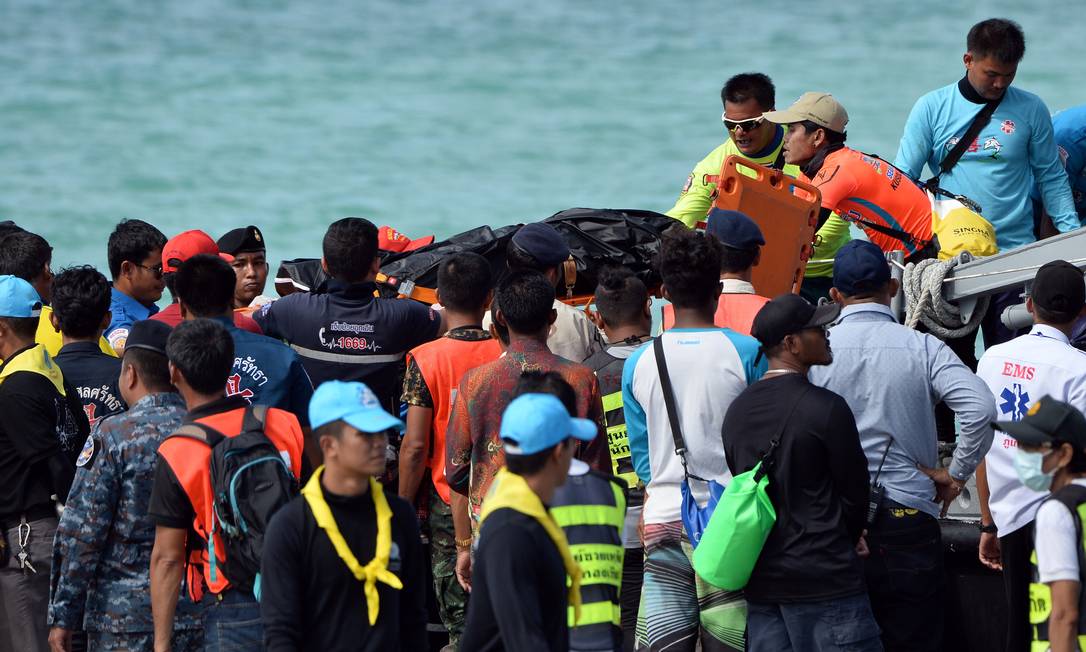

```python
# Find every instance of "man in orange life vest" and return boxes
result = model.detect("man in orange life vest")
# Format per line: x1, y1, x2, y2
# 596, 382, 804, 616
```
148, 318, 307, 652
398, 252, 501, 650
663, 209, 770, 336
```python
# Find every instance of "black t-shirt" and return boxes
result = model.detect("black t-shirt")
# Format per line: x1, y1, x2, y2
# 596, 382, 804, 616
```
0, 347, 89, 519
253, 280, 441, 411
54, 341, 126, 427
259, 482, 427, 652
723, 373, 870, 604
460, 508, 569, 652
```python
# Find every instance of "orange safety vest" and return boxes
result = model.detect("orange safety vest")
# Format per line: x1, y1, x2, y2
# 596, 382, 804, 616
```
407, 335, 502, 504
158, 406, 305, 598
662, 293, 771, 336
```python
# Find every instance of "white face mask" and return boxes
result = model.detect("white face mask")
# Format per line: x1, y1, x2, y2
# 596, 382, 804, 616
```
1014, 448, 1057, 492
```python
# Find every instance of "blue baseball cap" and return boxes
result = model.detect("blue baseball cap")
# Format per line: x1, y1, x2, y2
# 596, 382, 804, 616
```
309, 380, 404, 433
706, 209, 765, 250
0, 275, 43, 318
833, 240, 891, 296
511, 223, 571, 267
500, 393, 597, 455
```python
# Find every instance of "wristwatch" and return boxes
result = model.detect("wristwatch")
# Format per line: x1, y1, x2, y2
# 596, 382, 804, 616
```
979, 523, 998, 534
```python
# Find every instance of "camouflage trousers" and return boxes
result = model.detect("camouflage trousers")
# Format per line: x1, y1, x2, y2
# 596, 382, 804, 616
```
86, 628, 203, 652
430, 486, 467, 648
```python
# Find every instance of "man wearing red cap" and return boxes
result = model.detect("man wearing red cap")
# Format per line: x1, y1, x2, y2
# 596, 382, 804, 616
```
150, 230, 263, 334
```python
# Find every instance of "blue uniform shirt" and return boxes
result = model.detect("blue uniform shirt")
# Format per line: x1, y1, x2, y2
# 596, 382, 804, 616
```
254, 280, 441, 410
214, 316, 315, 426
54, 342, 127, 428
48, 392, 202, 634
105, 288, 158, 352
1053, 104, 1086, 220
895, 79, 1078, 251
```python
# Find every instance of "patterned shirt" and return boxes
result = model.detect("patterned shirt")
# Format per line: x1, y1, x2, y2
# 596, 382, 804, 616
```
444, 338, 610, 524
48, 392, 202, 633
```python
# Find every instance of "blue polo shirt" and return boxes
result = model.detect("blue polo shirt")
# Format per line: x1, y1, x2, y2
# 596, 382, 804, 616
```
106, 288, 158, 352
213, 316, 315, 427
254, 280, 442, 411
1053, 104, 1086, 220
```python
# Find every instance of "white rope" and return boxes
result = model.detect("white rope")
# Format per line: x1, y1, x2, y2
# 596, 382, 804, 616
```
902, 255, 990, 338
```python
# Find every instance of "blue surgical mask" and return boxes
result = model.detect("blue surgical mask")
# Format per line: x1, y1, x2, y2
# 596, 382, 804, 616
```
1014, 448, 1056, 492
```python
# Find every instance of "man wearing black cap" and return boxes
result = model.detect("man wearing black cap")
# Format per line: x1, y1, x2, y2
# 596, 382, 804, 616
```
724, 294, 878, 651
993, 397, 1086, 652
494, 222, 602, 362
808, 239, 995, 652
974, 260, 1086, 652
662, 208, 770, 335
48, 320, 203, 652
217, 226, 271, 311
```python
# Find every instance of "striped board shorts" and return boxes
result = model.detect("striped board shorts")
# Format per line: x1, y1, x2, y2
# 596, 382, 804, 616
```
635, 521, 746, 651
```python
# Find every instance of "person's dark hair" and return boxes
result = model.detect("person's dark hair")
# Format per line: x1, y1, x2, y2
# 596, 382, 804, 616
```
174, 255, 235, 317
166, 318, 234, 395
721, 73, 775, 109
50, 266, 111, 339
799, 121, 847, 145
495, 270, 554, 334
489, 299, 509, 345
658, 226, 722, 309
594, 267, 648, 328
0, 317, 39, 340
438, 252, 493, 312
123, 348, 174, 393
1034, 304, 1077, 326
719, 245, 759, 274
323, 217, 379, 283
107, 219, 166, 279
967, 18, 1026, 64
514, 370, 577, 413
505, 445, 562, 476
837, 278, 894, 301
314, 419, 347, 441
506, 244, 550, 274
0, 231, 52, 282
1056, 439, 1086, 474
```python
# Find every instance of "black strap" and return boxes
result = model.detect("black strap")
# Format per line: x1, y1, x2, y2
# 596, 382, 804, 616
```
872, 439, 893, 485
653, 337, 709, 483
753, 384, 812, 482
926, 95, 1003, 189
771, 146, 786, 171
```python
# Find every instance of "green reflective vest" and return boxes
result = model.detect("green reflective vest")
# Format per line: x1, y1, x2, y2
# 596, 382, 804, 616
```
1030, 484, 1086, 651
552, 468, 627, 650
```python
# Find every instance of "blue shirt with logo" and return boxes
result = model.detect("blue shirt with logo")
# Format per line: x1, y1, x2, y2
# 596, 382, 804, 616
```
1053, 104, 1086, 220
106, 288, 158, 352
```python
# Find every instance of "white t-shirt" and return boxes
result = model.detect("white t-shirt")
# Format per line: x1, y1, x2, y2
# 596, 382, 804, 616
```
1035, 479, 1086, 584
976, 325, 1086, 535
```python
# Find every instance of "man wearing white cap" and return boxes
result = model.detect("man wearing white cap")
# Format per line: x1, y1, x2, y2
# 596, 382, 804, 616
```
0, 275, 88, 652
764, 92, 936, 261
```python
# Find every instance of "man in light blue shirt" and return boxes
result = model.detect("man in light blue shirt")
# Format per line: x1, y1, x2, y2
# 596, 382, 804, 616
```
1053, 104, 1086, 222
808, 240, 995, 652
895, 18, 1077, 254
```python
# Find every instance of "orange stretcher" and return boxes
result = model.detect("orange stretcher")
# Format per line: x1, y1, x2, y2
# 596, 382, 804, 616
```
703, 155, 822, 297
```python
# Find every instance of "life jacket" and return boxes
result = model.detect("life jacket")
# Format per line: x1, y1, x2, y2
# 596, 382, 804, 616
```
584, 341, 645, 491
158, 404, 305, 599
407, 334, 501, 504
552, 463, 626, 649
661, 292, 771, 336
1030, 483, 1086, 651
0, 344, 66, 395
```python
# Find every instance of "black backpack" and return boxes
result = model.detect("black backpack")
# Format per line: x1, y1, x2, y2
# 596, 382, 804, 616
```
171, 404, 299, 597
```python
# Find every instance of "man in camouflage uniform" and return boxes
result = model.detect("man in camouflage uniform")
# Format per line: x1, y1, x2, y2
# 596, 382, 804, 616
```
47, 320, 203, 651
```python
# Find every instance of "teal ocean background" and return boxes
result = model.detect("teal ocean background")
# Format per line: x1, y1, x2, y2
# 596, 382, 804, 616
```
2, 0, 1082, 277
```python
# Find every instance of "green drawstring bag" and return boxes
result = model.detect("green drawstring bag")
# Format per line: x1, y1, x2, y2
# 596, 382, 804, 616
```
692, 457, 777, 590
692, 386, 810, 591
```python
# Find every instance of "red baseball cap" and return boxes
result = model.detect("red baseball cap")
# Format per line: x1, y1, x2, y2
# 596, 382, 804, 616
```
377, 225, 434, 253
162, 230, 235, 274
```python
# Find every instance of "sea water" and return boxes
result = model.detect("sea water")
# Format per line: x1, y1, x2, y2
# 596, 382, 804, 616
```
2, 0, 1082, 274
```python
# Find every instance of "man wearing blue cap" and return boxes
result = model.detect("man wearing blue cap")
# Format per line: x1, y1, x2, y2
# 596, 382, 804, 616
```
662, 208, 770, 336
260, 381, 427, 651
0, 275, 88, 652
460, 392, 597, 651
808, 240, 995, 652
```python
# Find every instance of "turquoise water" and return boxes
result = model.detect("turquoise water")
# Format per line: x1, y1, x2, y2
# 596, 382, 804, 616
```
2, 0, 1082, 277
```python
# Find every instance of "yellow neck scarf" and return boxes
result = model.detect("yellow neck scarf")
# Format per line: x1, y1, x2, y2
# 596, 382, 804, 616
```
301, 466, 403, 626
0, 344, 65, 395
480, 467, 583, 623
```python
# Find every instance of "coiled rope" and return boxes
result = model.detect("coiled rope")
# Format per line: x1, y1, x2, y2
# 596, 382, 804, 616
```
902, 255, 989, 338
